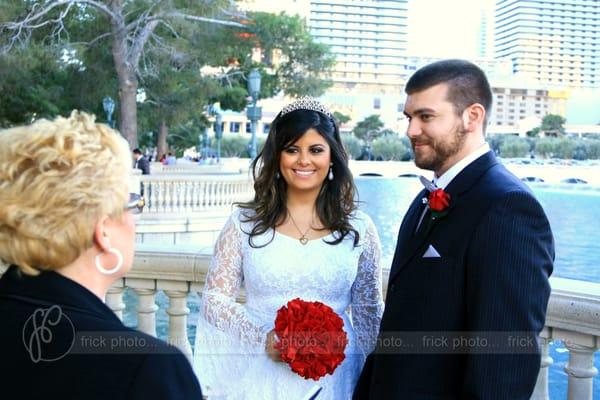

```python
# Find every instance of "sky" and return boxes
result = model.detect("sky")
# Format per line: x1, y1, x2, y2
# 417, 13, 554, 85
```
407, 0, 496, 58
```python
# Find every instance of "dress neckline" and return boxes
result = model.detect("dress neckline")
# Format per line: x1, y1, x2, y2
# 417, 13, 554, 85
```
273, 229, 334, 244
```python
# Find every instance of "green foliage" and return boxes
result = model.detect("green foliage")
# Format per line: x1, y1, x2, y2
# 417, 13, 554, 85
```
219, 135, 249, 157
333, 111, 351, 125
352, 115, 385, 146
526, 127, 541, 138
341, 134, 362, 160
534, 138, 556, 158
371, 134, 410, 161
585, 140, 600, 159
540, 114, 566, 134
499, 136, 529, 158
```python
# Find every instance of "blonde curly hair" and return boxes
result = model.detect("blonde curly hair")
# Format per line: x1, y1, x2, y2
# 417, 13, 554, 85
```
0, 111, 131, 275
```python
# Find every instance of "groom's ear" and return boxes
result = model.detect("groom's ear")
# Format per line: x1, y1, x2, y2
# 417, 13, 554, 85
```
463, 103, 486, 133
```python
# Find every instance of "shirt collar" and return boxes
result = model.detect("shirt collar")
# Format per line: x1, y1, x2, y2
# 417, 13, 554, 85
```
433, 143, 490, 190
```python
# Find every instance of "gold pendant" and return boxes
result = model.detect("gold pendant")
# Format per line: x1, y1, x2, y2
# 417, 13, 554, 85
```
299, 236, 308, 245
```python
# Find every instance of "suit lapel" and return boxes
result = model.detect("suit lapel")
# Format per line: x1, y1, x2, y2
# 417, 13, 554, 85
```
388, 188, 427, 278
388, 151, 499, 283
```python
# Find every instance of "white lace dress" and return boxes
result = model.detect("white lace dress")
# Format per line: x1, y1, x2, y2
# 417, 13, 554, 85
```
193, 208, 383, 400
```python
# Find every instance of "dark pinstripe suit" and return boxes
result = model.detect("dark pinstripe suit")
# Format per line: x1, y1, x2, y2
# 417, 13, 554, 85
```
355, 151, 554, 399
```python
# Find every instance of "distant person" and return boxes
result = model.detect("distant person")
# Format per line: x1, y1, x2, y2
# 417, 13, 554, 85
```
355, 60, 554, 399
0, 112, 203, 399
132, 148, 150, 175
165, 152, 177, 165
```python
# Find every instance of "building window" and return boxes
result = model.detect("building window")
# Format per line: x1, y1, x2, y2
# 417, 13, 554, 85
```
246, 122, 252, 133
263, 123, 270, 134
230, 122, 240, 133
373, 97, 381, 109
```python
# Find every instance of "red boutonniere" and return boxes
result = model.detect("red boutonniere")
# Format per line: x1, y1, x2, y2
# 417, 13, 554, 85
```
427, 189, 451, 213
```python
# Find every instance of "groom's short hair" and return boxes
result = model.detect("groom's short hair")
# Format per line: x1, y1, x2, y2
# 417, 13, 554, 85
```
405, 59, 493, 129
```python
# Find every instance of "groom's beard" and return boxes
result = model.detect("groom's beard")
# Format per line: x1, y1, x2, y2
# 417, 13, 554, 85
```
412, 121, 468, 172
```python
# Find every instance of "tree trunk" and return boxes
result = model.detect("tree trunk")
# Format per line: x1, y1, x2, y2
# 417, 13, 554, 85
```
110, 3, 138, 149
157, 119, 169, 159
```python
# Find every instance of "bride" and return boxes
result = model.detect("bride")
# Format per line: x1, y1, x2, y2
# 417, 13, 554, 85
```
193, 97, 383, 399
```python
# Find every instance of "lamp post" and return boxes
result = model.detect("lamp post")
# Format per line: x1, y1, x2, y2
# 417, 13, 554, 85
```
246, 69, 262, 160
214, 113, 223, 163
102, 96, 115, 128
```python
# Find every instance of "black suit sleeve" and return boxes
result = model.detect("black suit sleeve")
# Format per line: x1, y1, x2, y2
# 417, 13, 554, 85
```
139, 158, 150, 175
127, 352, 203, 399
462, 190, 553, 399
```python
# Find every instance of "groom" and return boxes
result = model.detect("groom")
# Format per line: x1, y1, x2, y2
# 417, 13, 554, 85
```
354, 60, 554, 399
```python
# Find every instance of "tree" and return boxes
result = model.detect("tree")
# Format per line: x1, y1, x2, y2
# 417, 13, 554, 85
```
333, 111, 351, 125
540, 114, 566, 136
340, 134, 361, 160
1, 0, 245, 147
352, 115, 385, 152
371, 135, 410, 161
499, 137, 529, 158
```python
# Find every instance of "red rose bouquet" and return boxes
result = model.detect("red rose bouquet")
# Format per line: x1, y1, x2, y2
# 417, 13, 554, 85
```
274, 298, 348, 381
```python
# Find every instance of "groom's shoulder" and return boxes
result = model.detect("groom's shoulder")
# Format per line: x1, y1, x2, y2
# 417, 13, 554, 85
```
478, 160, 532, 198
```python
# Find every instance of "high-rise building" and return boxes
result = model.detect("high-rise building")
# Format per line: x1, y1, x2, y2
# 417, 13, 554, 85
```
307, 0, 410, 129
495, 0, 599, 88
308, 0, 410, 88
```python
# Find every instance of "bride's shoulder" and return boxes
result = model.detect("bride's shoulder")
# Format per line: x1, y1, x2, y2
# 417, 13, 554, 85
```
349, 209, 375, 229
227, 206, 257, 230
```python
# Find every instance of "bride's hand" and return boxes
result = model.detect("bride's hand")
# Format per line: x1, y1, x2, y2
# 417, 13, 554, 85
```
265, 330, 282, 362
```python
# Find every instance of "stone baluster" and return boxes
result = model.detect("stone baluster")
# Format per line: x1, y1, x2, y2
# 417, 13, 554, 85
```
156, 181, 165, 212
564, 342, 599, 400
172, 181, 181, 213
106, 286, 126, 321
134, 288, 158, 337
531, 333, 553, 400
165, 290, 193, 362
183, 180, 192, 213
206, 181, 214, 208
165, 181, 173, 213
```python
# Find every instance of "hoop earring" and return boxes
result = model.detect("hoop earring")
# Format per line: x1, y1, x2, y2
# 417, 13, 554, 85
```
95, 248, 123, 275
276, 171, 280, 179
328, 166, 334, 181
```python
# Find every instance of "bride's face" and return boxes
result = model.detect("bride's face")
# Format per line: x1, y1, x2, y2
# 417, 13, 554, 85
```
279, 128, 331, 195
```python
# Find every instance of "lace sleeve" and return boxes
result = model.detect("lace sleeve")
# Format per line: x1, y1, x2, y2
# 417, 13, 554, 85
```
201, 214, 271, 348
350, 215, 384, 357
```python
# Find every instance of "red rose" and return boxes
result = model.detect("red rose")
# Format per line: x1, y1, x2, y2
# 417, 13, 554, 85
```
428, 188, 450, 212
274, 298, 348, 381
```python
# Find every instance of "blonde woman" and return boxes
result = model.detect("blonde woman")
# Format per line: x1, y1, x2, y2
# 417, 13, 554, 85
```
0, 112, 202, 399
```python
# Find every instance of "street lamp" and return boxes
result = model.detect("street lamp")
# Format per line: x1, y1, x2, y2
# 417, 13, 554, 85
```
214, 112, 223, 163
102, 96, 115, 128
246, 69, 262, 160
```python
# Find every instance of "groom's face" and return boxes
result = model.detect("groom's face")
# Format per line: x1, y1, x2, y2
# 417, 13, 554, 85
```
404, 83, 468, 176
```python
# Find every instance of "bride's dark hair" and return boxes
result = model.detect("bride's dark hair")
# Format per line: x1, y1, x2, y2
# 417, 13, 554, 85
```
237, 108, 359, 248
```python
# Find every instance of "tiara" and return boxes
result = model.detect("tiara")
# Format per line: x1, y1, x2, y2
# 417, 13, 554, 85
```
280, 96, 332, 118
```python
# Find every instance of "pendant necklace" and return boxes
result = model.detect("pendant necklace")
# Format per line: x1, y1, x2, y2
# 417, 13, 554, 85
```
288, 212, 313, 245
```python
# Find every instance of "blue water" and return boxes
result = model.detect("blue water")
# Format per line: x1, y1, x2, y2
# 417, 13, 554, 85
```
123, 177, 600, 398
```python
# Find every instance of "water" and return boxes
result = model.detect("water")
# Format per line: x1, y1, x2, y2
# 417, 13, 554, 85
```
124, 177, 600, 398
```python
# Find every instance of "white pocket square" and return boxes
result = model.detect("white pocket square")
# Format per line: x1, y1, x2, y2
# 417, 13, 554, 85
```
423, 245, 441, 258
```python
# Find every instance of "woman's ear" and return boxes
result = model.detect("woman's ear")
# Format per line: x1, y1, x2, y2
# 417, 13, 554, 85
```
93, 215, 111, 252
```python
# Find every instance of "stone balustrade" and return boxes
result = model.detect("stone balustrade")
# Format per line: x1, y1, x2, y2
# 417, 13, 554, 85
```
115, 248, 598, 399
1, 249, 598, 398
139, 174, 254, 216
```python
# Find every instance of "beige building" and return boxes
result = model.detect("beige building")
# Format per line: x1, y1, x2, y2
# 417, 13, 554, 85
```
489, 84, 569, 129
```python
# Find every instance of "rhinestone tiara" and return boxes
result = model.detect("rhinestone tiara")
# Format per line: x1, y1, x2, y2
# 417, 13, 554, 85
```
280, 96, 332, 118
